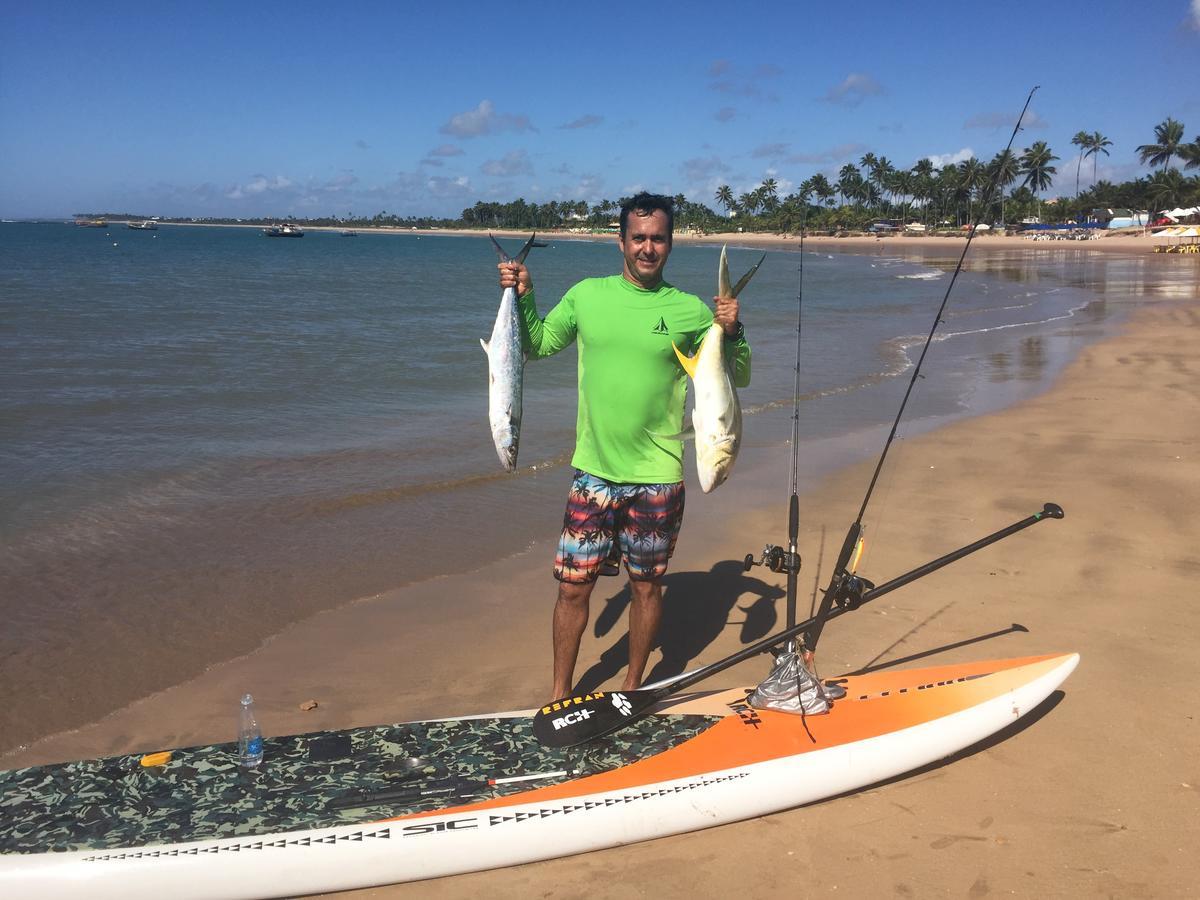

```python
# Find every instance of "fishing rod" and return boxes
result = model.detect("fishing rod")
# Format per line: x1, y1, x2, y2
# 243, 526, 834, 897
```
743, 207, 808, 637
799, 85, 1042, 661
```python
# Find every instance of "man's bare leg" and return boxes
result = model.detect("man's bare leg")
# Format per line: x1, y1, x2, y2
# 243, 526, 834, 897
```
552, 580, 595, 699
622, 579, 663, 691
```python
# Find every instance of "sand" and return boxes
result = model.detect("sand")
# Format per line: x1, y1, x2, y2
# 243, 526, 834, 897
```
3, 245, 1198, 897
388, 224, 1173, 258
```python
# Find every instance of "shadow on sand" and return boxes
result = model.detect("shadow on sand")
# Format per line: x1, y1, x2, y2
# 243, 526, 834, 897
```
573, 559, 784, 694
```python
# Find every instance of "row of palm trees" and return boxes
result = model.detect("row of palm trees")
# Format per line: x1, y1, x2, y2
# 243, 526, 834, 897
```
714, 142, 1062, 229
446, 118, 1197, 233
710, 117, 1199, 232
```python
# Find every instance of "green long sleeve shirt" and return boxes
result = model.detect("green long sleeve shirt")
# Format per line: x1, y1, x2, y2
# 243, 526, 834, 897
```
519, 274, 751, 484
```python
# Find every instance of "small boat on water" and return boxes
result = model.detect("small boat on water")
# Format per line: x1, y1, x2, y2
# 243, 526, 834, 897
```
340, 229, 358, 237
127, 220, 159, 230
264, 223, 304, 238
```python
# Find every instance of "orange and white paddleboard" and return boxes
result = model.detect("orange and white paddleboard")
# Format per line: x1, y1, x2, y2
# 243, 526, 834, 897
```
0, 653, 1077, 898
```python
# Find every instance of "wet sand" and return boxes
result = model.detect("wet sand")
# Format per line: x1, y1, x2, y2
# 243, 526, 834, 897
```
3, 249, 1198, 897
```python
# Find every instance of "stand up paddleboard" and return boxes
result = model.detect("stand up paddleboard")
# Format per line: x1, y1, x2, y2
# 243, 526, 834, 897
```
0, 653, 1076, 899
2, 88, 1078, 899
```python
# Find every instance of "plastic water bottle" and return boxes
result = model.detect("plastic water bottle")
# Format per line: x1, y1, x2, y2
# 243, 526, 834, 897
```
238, 693, 264, 769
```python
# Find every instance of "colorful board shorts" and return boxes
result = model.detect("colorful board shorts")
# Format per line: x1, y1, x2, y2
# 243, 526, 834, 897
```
554, 470, 686, 584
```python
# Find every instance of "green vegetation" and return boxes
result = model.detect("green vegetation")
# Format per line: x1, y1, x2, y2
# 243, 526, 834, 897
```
84, 117, 1200, 235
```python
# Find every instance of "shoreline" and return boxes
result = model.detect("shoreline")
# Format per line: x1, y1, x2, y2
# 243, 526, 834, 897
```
145, 218, 1182, 258
4, 245, 1198, 895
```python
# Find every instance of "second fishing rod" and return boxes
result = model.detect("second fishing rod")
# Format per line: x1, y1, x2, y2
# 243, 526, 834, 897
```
746, 86, 1049, 672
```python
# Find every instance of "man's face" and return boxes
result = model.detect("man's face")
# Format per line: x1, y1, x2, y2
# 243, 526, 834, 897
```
618, 209, 672, 289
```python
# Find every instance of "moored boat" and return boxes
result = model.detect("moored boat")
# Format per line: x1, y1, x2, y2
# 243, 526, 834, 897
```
263, 223, 304, 238
127, 220, 159, 230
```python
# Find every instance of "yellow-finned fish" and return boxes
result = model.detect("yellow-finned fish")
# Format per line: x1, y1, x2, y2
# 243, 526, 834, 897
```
671, 245, 763, 492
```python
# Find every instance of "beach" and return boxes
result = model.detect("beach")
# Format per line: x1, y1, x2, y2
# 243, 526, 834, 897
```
330, 222, 1168, 257
2, 237, 1198, 896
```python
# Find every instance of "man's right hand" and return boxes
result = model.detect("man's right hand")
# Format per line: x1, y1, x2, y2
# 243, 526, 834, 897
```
498, 262, 532, 298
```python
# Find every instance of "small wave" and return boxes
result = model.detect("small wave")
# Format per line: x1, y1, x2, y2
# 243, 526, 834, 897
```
305, 449, 574, 516
896, 271, 944, 281
938, 299, 1092, 340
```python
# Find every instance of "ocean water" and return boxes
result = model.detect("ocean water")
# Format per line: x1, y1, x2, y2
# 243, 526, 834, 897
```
0, 223, 1144, 749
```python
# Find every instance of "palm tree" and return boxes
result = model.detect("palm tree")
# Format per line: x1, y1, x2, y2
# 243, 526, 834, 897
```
759, 178, 779, 213
1070, 131, 1089, 197
889, 169, 914, 220
1179, 136, 1200, 170
1137, 118, 1186, 170
1083, 132, 1113, 186
870, 157, 895, 213
1019, 141, 1059, 217
1147, 168, 1188, 212
809, 174, 835, 209
956, 157, 984, 224
714, 185, 735, 216
837, 164, 861, 206
911, 158, 936, 224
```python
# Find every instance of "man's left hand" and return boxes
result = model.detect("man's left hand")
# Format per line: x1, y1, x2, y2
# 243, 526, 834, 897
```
713, 296, 740, 336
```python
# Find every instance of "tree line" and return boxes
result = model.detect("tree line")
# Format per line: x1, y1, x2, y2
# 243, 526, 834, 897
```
451, 117, 1198, 235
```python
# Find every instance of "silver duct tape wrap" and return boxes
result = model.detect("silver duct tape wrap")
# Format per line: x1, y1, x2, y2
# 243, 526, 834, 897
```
748, 650, 832, 715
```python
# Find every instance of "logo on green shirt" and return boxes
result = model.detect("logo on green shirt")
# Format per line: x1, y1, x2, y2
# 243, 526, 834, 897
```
651, 317, 670, 335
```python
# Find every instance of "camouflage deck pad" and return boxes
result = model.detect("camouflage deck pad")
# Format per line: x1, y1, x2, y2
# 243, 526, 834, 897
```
0, 713, 719, 854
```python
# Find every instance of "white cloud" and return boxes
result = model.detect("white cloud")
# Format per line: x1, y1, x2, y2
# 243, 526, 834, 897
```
426, 175, 472, 197
823, 73, 884, 107
1192, 0, 1200, 29
440, 100, 535, 138
226, 175, 292, 200
559, 114, 604, 130
752, 143, 790, 158
681, 156, 731, 182
926, 148, 976, 168
481, 149, 533, 177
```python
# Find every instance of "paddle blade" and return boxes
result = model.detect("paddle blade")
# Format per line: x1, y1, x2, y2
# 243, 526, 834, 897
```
532, 689, 658, 747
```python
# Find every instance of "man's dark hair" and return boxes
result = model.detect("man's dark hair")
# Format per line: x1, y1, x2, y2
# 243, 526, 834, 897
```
619, 192, 674, 239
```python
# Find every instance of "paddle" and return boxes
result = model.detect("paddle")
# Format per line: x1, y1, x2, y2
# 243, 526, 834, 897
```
532, 503, 1063, 747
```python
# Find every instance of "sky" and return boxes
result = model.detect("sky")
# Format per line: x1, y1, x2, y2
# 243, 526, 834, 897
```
3, 0, 1199, 220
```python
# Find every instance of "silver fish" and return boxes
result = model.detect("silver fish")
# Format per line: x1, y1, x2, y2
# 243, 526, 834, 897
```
672, 245, 764, 492
483, 233, 536, 471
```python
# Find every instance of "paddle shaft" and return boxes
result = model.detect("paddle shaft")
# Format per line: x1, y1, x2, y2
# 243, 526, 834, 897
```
660, 503, 1063, 699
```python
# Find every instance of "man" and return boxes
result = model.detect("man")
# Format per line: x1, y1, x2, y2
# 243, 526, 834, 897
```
497, 192, 751, 700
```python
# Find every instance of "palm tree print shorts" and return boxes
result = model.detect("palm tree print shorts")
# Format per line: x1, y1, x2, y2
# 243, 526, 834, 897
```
554, 470, 686, 584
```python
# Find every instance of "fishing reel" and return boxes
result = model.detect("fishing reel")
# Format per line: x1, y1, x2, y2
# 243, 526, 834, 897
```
830, 572, 875, 611
743, 544, 801, 576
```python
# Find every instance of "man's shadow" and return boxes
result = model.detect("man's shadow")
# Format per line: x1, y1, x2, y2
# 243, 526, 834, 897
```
573, 559, 785, 693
